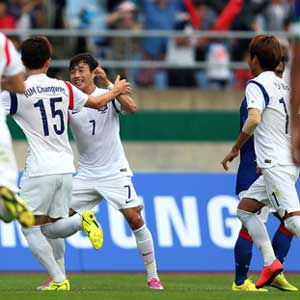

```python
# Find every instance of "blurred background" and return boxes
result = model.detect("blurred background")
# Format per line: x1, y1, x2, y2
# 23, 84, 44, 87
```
1, 0, 299, 273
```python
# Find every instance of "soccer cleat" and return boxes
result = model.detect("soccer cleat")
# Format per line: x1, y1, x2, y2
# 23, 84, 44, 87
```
256, 259, 283, 288
42, 279, 70, 291
0, 187, 34, 228
270, 272, 298, 291
36, 277, 54, 290
232, 278, 268, 291
148, 278, 164, 290
81, 210, 103, 250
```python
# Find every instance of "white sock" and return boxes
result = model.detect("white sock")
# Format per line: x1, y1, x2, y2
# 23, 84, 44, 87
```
22, 226, 65, 283
237, 208, 276, 266
41, 214, 81, 238
284, 216, 300, 238
133, 224, 158, 281
47, 238, 66, 276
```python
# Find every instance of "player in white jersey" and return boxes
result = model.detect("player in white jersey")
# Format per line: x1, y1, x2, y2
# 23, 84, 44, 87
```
0, 32, 34, 228
0, 36, 131, 291
37, 53, 163, 290
222, 34, 300, 289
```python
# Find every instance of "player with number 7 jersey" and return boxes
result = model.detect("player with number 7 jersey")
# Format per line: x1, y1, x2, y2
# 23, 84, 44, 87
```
0, 36, 131, 291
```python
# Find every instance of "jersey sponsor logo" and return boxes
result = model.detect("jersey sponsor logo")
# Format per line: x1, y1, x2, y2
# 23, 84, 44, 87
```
71, 111, 79, 115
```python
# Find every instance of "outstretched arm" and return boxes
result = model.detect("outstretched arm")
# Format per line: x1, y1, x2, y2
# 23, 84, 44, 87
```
221, 108, 261, 170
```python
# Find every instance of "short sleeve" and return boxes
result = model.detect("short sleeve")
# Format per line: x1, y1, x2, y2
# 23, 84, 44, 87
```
245, 81, 267, 112
3, 38, 25, 77
68, 83, 88, 113
0, 91, 14, 116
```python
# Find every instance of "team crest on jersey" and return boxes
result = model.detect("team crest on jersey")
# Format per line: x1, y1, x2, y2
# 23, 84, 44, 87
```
98, 104, 108, 113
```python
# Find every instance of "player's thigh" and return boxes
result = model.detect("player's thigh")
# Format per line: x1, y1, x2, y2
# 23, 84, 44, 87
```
97, 175, 142, 210
0, 117, 18, 192
71, 177, 103, 214
263, 165, 300, 218
48, 174, 73, 218
20, 175, 57, 215
239, 189, 270, 222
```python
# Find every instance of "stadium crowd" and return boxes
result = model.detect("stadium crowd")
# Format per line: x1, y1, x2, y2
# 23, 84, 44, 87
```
0, 0, 295, 88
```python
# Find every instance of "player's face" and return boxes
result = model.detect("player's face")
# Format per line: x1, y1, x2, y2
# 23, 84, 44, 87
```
70, 62, 95, 92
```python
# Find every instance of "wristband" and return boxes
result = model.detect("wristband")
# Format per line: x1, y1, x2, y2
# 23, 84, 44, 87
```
107, 83, 114, 91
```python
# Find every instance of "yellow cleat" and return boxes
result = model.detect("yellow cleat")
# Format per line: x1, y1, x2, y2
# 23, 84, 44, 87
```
42, 279, 70, 291
232, 278, 268, 292
270, 272, 298, 291
81, 210, 103, 250
0, 187, 34, 228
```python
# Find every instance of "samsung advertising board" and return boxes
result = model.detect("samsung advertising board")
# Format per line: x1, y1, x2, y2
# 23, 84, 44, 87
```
0, 173, 299, 272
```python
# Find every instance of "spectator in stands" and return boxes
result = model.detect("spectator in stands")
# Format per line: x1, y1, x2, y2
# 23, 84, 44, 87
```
10, 0, 47, 29
106, 1, 142, 80
65, 0, 107, 53
137, 0, 181, 87
166, 11, 197, 87
0, 0, 16, 29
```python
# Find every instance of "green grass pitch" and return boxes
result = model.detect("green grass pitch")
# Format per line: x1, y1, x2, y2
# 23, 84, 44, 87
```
0, 273, 299, 300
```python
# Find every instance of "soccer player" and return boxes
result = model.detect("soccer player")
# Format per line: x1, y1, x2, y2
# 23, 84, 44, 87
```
0, 36, 131, 291
290, 0, 300, 164
0, 32, 34, 228
38, 53, 163, 290
231, 42, 297, 292
221, 34, 300, 289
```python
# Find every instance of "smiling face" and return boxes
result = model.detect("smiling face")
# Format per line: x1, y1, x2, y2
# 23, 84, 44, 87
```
69, 61, 96, 93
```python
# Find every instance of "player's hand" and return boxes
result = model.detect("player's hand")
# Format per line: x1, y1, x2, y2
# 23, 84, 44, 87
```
256, 166, 262, 173
95, 66, 107, 81
113, 75, 132, 95
221, 147, 239, 171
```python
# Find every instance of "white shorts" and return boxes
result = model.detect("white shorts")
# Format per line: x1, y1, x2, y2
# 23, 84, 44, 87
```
0, 115, 18, 192
71, 174, 142, 213
239, 190, 270, 223
244, 165, 300, 218
20, 174, 73, 218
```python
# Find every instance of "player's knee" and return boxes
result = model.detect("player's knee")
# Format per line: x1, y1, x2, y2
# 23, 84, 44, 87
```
126, 212, 144, 230
284, 216, 300, 238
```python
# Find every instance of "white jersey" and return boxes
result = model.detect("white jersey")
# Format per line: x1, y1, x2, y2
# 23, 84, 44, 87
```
0, 33, 25, 191
246, 71, 292, 168
0, 33, 24, 87
0, 74, 88, 177
69, 87, 132, 179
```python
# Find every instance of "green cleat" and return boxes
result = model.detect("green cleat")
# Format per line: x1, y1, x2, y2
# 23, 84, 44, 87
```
42, 279, 70, 291
1, 187, 34, 228
270, 272, 298, 291
82, 210, 103, 250
232, 278, 268, 292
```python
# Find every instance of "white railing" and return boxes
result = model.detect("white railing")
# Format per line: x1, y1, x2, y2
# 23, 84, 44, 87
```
2, 29, 292, 70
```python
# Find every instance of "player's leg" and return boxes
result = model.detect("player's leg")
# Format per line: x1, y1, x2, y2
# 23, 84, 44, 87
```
101, 174, 163, 290
237, 175, 283, 288
40, 178, 103, 250
0, 119, 34, 227
20, 174, 70, 290
122, 206, 163, 290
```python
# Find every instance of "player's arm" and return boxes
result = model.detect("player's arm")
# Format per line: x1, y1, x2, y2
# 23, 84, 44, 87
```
95, 67, 136, 113
85, 75, 132, 109
221, 108, 261, 171
1, 73, 25, 93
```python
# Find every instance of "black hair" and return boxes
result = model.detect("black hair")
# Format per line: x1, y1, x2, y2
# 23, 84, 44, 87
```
21, 36, 52, 70
69, 53, 99, 72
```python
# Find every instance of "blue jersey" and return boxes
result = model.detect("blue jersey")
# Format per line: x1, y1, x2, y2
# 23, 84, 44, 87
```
235, 97, 260, 195
294, 0, 300, 18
